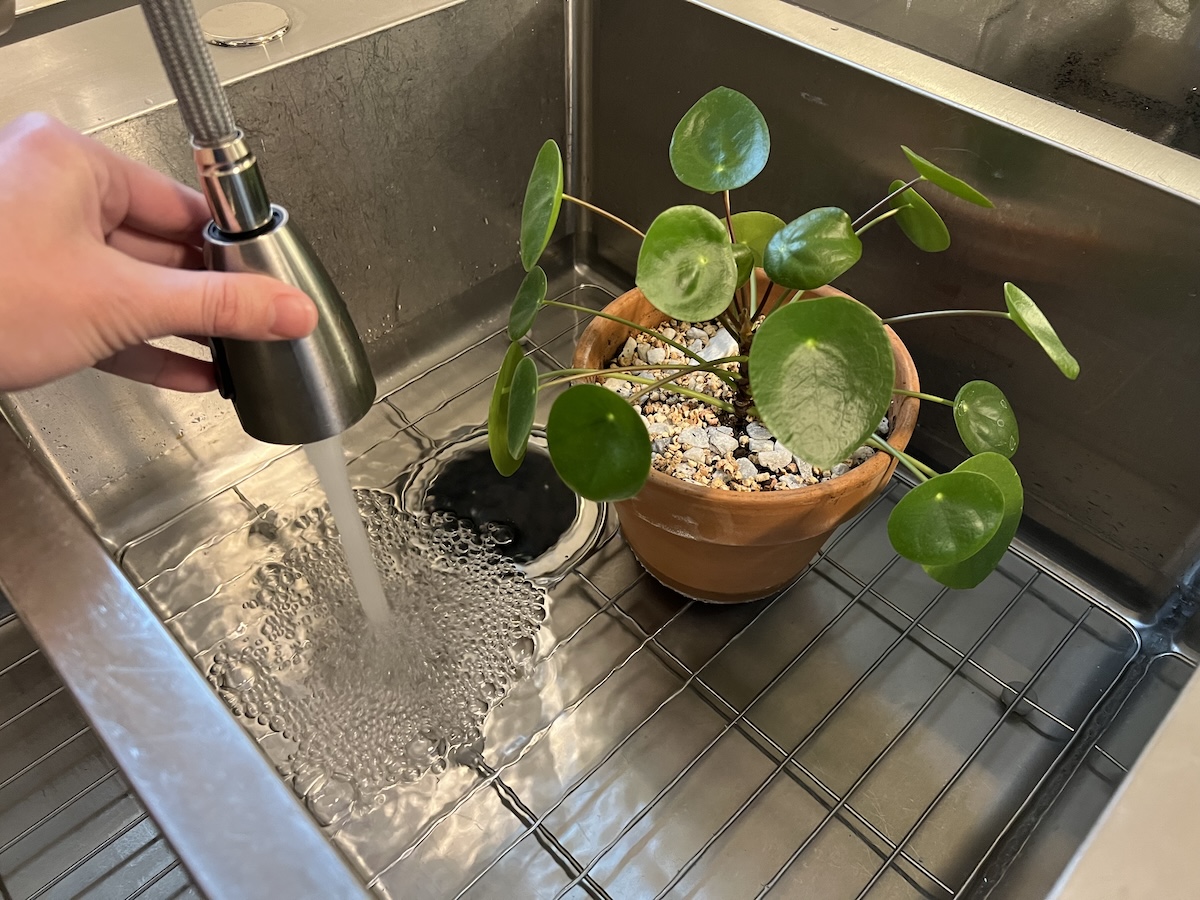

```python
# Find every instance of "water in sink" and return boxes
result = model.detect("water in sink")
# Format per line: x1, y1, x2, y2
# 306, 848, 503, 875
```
206, 487, 547, 824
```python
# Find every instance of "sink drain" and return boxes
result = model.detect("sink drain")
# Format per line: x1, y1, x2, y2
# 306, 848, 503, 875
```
403, 430, 603, 583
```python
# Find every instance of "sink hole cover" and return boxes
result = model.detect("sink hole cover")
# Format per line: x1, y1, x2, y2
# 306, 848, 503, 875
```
404, 430, 603, 584
201, 2, 290, 47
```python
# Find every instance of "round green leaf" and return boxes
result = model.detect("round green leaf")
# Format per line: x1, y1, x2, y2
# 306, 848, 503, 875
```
901, 146, 994, 208
887, 471, 1005, 566
924, 453, 1024, 589
636, 205, 737, 321
1004, 283, 1080, 380
508, 266, 548, 341
520, 140, 564, 272
506, 356, 538, 460
669, 86, 770, 193
488, 342, 528, 476
546, 384, 651, 502
733, 242, 755, 288
729, 211, 786, 266
763, 207, 862, 291
888, 180, 950, 252
954, 380, 1019, 458
750, 296, 893, 469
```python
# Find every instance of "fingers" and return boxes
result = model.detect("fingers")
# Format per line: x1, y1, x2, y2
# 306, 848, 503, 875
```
94, 344, 218, 392
113, 254, 318, 343
83, 129, 211, 243
107, 226, 205, 269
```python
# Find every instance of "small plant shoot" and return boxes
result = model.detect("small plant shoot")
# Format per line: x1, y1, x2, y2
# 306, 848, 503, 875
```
489, 85, 1080, 589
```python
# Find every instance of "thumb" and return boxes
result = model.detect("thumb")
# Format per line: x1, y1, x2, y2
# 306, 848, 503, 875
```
116, 256, 319, 342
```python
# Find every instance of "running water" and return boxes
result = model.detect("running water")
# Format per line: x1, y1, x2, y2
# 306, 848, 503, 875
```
303, 436, 391, 627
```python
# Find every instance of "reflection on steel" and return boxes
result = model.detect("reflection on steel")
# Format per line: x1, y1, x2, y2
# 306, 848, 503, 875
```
0, 427, 369, 900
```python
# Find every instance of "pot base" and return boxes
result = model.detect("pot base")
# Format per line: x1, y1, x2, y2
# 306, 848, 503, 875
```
618, 510, 835, 604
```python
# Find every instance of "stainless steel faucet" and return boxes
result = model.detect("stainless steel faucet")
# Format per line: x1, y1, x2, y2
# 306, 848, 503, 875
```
139, 0, 375, 445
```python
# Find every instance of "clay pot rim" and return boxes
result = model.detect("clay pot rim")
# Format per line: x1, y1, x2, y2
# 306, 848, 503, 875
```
580, 284, 921, 507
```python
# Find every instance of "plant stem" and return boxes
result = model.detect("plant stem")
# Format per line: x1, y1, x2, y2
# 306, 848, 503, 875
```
883, 309, 1012, 325
855, 205, 907, 237
757, 286, 796, 322
562, 193, 646, 239
741, 276, 759, 342
723, 190, 736, 242
719, 309, 742, 337
584, 373, 736, 412
894, 388, 954, 408
538, 356, 747, 390
867, 435, 935, 483
629, 366, 729, 405
851, 175, 924, 230
543, 300, 734, 381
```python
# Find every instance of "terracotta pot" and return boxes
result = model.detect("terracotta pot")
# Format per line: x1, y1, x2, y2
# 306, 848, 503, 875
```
572, 283, 921, 603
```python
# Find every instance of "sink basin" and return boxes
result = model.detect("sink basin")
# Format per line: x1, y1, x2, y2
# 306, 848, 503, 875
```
2, 0, 1199, 897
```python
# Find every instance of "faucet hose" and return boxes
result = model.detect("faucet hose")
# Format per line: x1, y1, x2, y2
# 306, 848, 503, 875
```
139, 0, 237, 147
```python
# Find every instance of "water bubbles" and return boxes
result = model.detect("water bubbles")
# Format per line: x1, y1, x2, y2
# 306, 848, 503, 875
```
215, 488, 547, 823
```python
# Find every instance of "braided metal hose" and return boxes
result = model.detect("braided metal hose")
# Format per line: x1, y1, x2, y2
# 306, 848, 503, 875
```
140, 0, 236, 146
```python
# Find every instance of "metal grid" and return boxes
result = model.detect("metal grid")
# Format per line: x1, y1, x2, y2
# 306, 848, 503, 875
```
0, 605, 199, 900
103, 277, 1193, 899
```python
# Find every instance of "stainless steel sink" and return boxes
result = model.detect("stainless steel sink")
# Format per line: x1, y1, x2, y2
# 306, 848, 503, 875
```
2, 1, 1200, 898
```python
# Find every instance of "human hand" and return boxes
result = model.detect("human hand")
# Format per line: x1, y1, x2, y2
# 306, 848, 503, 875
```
0, 113, 318, 393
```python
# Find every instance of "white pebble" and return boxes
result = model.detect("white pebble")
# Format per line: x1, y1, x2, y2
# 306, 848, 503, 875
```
683, 447, 709, 464
736, 457, 759, 480
852, 446, 875, 465
661, 327, 677, 340
679, 427, 709, 448
709, 431, 739, 456
646, 347, 667, 365
758, 450, 793, 472
647, 422, 672, 437
746, 422, 773, 441
795, 459, 815, 482
674, 463, 698, 480
698, 327, 739, 362
780, 474, 807, 489
686, 327, 708, 342
877, 417, 890, 436
831, 463, 851, 477
688, 339, 705, 354
748, 438, 774, 454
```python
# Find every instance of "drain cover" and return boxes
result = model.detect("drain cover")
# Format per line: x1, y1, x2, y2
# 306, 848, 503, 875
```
404, 431, 603, 583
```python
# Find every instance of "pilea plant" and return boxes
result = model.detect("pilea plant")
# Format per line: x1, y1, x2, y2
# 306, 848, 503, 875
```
489, 86, 1079, 589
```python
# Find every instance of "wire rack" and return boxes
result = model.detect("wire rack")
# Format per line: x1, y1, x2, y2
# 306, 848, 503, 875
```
63, 278, 1193, 899
0, 601, 199, 900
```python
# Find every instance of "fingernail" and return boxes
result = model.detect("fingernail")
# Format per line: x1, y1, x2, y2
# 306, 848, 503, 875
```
270, 292, 318, 339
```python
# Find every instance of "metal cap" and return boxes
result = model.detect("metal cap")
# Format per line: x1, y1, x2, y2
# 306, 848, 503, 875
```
205, 206, 376, 445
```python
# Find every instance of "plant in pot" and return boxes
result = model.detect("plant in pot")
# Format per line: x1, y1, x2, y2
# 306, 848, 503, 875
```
489, 86, 1079, 603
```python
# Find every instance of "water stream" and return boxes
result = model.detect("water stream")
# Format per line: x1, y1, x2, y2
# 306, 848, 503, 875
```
303, 435, 391, 628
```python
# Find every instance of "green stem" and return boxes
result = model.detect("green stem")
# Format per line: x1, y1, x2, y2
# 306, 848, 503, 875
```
537, 356, 748, 391
883, 309, 1012, 326
855, 205, 907, 237
543, 300, 733, 381
867, 435, 936, 483
629, 367, 723, 405
562, 193, 646, 239
851, 175, 924, 230
723, 190, 736, 243
894, 388, 954, 408
581, 373, 735, 412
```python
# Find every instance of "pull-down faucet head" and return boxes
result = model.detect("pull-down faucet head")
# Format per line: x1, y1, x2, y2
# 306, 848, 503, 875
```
140, 0, 375, 445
